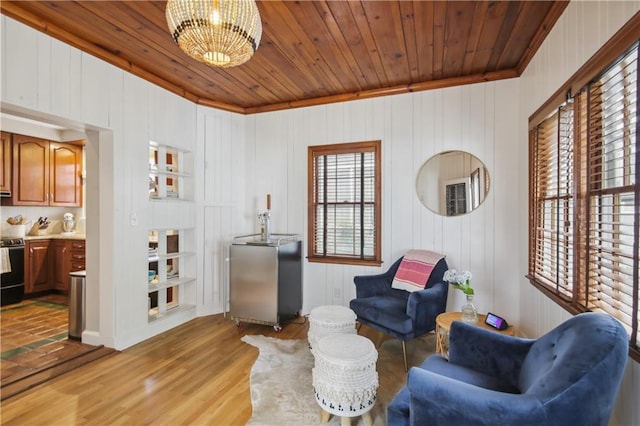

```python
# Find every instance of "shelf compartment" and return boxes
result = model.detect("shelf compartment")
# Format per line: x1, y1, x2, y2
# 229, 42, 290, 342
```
148, 142, 193, 201
148, 227, 195, 323
148, 276, 196, 293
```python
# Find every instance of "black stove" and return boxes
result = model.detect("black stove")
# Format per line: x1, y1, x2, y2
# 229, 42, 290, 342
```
1, 237, 25, 247
1, 237, 25, 306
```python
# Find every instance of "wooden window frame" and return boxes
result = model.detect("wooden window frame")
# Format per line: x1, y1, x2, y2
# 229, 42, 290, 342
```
307, 140, 382, 266
528, 14, 640, 362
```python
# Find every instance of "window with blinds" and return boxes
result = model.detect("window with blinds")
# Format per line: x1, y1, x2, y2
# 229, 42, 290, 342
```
530, 104, 575, 299
307, 141, 381, 266
529, 42, 639, 360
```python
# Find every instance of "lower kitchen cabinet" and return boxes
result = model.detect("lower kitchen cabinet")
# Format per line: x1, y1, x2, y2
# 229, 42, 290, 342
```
25, 238, 86, 294
51, 240, 69, 291
68, 240, 86, 273
25, 239, 52, 294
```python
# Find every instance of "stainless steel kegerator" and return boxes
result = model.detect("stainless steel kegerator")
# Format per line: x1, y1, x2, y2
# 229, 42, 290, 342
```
229, 234, 302, 331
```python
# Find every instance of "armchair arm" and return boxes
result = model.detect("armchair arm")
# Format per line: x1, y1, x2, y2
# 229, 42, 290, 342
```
353, 257, 403, 298
406, 281, 448, 334
407, 367, 546, 426
448, 321, 535, 390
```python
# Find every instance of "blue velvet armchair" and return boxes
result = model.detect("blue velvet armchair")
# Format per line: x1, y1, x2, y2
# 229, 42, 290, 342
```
387, 312, 629, 426
349, 256, 449, 371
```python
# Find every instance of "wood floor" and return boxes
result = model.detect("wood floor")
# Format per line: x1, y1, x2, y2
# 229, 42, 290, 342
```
0, 313, 417, 425
0, 295, 99, 388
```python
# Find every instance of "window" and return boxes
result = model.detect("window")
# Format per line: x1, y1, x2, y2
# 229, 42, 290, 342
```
529, 39, 639, 361
445, 180, 469, 216
308, 141, 381, 266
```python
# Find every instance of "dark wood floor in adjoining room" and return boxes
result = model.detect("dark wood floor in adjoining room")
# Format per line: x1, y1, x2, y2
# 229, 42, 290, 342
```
0, 295, 102, 388
0, 313, 417, 425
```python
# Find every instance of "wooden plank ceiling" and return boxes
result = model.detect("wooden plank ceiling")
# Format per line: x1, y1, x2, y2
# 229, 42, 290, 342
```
1, 1, 568, 114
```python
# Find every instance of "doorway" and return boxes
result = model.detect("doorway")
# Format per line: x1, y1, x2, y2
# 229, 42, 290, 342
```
0, 108, 114, 393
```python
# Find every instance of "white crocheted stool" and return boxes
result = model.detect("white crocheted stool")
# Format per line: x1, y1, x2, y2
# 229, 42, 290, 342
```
313, 333, 378, 426
308, 305, 357, 351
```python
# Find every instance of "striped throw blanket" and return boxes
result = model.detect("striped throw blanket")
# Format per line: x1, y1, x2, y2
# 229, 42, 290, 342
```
391, 250, 445, 292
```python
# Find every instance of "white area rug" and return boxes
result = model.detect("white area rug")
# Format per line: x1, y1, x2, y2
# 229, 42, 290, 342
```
242, 333, 436, 426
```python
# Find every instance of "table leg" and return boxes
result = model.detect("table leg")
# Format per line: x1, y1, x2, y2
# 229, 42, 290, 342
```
435, 326, 445, 355
320, 409, 330, 423
362, 411, 373, 426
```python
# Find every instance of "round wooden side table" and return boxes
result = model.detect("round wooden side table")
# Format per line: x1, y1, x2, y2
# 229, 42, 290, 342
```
435, 311, 516, 357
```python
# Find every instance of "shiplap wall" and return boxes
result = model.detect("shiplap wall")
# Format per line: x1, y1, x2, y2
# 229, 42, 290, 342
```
518, 2, 640, 425
244, 80, 521, 322
0, 15, 203, 349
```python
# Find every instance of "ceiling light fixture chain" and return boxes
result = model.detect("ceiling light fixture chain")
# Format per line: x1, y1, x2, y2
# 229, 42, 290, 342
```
165, 0, 262, 68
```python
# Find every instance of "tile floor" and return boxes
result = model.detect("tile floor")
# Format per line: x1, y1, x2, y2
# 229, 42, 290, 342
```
0, 295, 94, 386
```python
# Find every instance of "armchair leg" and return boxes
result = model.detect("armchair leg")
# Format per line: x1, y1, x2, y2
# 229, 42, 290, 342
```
402, 341, 408, 372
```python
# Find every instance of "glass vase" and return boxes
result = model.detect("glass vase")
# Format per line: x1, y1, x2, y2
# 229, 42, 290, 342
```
461, 293, 478, 324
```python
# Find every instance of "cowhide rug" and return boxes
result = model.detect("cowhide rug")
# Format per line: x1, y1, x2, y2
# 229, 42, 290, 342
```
242, 333, 436, 426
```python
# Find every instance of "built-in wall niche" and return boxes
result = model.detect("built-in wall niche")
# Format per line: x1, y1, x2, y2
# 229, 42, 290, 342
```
148, 142, 193, 201
147, 228, 196, 322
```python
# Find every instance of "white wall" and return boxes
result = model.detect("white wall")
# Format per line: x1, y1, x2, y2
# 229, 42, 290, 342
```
244, 80, 521, 321
197, 106, 246, 315
0, 15, 208, 349
518, 2, 640, 425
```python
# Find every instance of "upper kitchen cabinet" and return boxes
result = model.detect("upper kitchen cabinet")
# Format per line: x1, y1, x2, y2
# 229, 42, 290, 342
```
0, 132, 10, 195
2, 133, 83, 207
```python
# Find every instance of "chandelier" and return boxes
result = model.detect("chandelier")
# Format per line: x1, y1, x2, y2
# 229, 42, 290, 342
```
166, 0, 262, 68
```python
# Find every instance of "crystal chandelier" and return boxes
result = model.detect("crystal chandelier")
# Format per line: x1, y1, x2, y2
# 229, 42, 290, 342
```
165, 0, 262, 68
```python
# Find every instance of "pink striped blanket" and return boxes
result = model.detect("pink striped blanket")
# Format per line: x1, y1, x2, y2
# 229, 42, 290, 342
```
391, 250, 445, 292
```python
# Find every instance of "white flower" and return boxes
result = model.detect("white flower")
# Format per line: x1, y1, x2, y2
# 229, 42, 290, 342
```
443, 269, 457, 282
444, 269, 474, 295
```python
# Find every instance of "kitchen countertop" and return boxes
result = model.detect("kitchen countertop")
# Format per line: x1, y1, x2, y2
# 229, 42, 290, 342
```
23, 233, 86, 241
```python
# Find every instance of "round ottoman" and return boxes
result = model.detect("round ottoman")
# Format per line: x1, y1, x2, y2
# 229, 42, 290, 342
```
308, 305, 357, 350
312, 333, 378, 426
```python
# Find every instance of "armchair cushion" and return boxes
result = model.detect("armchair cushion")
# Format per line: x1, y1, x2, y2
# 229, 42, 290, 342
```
406, 368, 547, 426
448, 321, 535, 390
418, 355, 520, 394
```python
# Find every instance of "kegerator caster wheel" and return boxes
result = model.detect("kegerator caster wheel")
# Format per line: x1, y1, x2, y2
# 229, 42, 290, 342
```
273, 325, 282, 332
235, 319, 243, 328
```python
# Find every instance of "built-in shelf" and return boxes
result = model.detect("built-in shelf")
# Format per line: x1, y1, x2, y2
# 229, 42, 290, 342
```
153, 251, 196, 261
148, 228, 196, 322
148, 142, 193, 201
148, 276, 196, 292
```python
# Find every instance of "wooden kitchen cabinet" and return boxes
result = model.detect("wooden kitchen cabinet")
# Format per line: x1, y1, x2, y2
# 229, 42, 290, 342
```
51, 239, 86, 293
68, 240, 86, 273
51, 240, 69, 292
25, 239, 53, 294
0, 132, 10, 194
26, 238, 86, 294
2, 134, 83, 207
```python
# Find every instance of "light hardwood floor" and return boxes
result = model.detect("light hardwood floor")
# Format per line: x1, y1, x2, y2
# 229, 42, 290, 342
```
0, 314, 415, 425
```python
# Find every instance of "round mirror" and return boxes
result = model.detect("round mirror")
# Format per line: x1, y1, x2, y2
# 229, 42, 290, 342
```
416, 151, 490, 216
